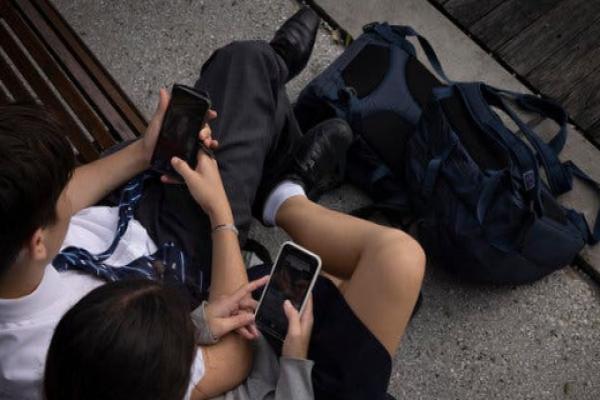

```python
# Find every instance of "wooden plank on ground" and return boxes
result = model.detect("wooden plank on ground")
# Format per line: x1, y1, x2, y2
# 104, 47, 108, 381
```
470, 0, 563, 52
443, 0, 505, 27
561, 66, 600, 131
12, 0, 139, 141
0, 23, 99, 160
498, 0, 600, 76
0, 53, 33, 101
30, 0, 147, 136
527, 21, 600, 101
589, 120, 600, 146
2, 4, 117, 149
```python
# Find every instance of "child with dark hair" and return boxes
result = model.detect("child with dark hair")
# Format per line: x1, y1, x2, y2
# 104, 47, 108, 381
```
44, 143, 424, 400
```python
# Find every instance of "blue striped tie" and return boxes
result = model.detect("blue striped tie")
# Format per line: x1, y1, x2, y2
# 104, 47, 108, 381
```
52, 174, 203, 302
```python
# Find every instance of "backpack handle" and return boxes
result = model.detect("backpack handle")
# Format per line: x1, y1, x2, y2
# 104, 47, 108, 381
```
365, 23, 451, 83
487, 87, 572, 196
463, 83, 599, 244
455, 84, 543, 209
564, 162, 600, 244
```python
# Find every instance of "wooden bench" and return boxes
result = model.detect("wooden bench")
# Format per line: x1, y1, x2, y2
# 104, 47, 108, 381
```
0, 0, 147, 162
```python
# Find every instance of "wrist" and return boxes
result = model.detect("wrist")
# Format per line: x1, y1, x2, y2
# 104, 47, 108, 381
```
191, 301, 219, 345
208, 204, 234, 227
131, 139, 151, 169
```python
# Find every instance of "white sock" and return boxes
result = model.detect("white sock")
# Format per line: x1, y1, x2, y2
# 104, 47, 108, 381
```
262, 180, 306, 226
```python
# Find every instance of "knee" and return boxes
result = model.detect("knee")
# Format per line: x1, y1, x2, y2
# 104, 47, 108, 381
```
371, 230, 426, 292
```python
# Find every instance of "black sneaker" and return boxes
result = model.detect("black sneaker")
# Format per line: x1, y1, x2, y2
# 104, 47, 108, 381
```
253, 118, 354, 222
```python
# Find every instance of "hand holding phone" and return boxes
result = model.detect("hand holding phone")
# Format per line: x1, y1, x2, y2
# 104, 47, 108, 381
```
151, 84, 212, 179
170, 150, 231, 222
255, 242, 321, 342
281, 295, 314, 359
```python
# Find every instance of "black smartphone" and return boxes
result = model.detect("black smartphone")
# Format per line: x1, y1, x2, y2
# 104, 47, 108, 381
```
255, 241, 322, 341
150, 84, 211, 178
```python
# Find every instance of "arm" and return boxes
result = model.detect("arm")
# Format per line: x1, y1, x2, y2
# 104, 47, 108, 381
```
272, 296, 316, 400
171, 151, 257, 398
273, 358, 315, 400
67, 139, 148, 214
190, 336, 252, 400
169, 148, 249, 298
67, 89, 170, 214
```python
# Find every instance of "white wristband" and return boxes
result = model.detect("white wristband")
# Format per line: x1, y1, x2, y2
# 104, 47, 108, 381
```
212, 223, 239, 236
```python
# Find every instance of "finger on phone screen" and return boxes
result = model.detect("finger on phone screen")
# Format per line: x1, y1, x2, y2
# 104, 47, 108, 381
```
240, 297, 258, 311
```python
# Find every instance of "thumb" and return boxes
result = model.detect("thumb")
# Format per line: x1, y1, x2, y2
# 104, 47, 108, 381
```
213, 313, 255, 338
158, 88, 170, 112
170, 157, 196, 183
144, 88, 170, 139
283, 300, 301, 333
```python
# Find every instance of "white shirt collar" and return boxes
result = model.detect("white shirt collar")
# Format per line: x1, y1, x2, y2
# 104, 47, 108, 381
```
0, 266, 64, 323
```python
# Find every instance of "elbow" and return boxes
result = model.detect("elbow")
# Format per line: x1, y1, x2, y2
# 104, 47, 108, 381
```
224, 333, 254, 381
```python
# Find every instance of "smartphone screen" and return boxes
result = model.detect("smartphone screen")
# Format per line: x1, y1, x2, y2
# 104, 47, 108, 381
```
255, 242, 321, 341
151, 85, 211, 177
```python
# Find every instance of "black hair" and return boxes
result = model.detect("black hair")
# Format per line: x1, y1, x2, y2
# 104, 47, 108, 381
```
0, 103, 75, 275
44, 279, 197, 400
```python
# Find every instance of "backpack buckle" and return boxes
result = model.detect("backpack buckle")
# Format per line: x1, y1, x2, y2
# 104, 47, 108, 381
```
338, 86, 357, 103
362, 22, 378, 33
523, 170, 535, 191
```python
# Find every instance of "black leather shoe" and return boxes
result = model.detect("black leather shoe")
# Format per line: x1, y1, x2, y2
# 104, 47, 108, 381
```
270, 7, 320, 82
288, 118, 354, 200
252, 118, 354, 223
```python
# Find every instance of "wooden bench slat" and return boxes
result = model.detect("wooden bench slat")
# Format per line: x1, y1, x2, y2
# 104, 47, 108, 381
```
12, 0, 139, 142
31, 0, 147, 135
2, 4, 117, 149
0, 23, 99, 161
0, 82, 11, 104
0, 51, 34, 101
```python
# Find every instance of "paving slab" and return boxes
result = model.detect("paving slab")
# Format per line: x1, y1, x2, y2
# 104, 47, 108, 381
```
51, 0, 600, 399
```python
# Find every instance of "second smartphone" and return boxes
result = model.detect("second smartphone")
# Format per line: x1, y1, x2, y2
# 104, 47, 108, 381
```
255, 241, 322, 341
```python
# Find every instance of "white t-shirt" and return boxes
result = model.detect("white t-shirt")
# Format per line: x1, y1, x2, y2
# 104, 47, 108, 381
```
0, 206, 204, 399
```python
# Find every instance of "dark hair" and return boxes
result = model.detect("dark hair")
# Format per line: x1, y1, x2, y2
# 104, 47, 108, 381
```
44, 279, 196, 400
0, 103, 75, 275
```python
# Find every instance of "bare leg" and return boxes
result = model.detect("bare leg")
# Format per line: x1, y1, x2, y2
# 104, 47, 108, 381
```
276, 195, 425, 355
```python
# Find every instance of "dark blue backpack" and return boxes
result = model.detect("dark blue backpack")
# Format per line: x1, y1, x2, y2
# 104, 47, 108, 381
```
406, 83, 599, 283
295, 22, 600, 284
295, 23, 449, 220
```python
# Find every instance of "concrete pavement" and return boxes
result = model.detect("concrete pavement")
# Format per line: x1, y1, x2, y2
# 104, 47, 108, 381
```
51, 0, 600, 399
